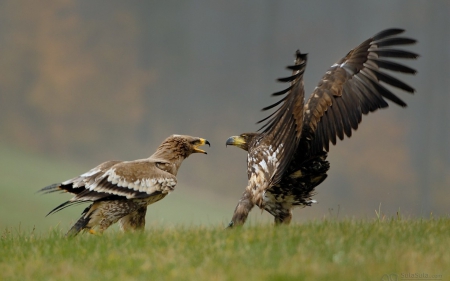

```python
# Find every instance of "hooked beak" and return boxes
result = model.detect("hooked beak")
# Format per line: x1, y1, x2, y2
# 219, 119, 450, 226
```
193, 138, 210, 154
226, 136, 245, 147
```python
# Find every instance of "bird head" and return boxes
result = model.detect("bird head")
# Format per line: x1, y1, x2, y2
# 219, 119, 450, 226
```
225, 133, 259, 152
155, 135, 210, 160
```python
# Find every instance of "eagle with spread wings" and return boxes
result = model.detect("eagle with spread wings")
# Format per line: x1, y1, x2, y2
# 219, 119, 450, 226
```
225, 28, 418, 227
40, 134, 209, 236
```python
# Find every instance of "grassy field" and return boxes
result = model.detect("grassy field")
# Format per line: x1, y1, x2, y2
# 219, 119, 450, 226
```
1, 144, 448, 280
1, 218, 448, 281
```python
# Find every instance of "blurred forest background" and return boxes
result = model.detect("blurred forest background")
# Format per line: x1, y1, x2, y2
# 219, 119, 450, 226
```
0, 0, 449, 231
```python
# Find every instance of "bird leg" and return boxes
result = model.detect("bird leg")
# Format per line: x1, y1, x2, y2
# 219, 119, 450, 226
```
274, 209, 293, 225
118, 206, 147, 232
228, 189, 254, 228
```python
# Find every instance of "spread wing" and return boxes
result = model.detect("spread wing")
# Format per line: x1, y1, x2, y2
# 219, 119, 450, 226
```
251, 51, 307, 186
302, 28, 418, 153
42, 159, 177, 215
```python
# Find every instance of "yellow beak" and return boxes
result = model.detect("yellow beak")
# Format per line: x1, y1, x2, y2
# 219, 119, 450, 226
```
225, 136, 246, 149
193, 138, 211, 154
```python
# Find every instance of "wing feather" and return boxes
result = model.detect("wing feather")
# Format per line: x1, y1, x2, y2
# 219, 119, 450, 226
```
372, 37, 416, 48
340, 84, 360, 132
38, 161, 121, 195
45, 159, 177, 209
253, 51, 307, 186
324, 92, 338, 145
372, 28, 405, 39
364, 66, 415, 92
333, 94, 350, 139
303, 28, 417, 153
371, 59, 416, 74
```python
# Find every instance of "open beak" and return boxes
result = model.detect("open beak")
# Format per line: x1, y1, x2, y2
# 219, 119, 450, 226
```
193, 138, 210, 154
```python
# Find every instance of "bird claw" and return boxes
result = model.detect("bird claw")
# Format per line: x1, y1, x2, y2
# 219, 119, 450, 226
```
88, 229, 102, 236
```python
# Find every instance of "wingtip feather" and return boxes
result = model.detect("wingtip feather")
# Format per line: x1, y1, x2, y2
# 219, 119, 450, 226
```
37, 183, 61, 194
373, 28, 405, 40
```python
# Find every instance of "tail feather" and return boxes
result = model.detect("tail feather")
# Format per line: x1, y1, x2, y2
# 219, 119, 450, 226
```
66, 215, 90, 237
46, 200, 87, 217
65, 204, 93, 237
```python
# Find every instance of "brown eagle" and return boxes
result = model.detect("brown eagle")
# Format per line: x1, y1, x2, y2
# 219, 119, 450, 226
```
40, 134, 209, 236
225, 28, 417, 227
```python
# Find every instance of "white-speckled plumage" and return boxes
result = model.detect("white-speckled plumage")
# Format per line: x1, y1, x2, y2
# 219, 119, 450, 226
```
227, 29, 417, 227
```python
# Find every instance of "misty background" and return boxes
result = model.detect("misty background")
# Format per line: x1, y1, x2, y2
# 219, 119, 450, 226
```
0, 0, 449, 230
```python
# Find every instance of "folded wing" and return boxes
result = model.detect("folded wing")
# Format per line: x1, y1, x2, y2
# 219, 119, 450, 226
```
42, 159, 177, 215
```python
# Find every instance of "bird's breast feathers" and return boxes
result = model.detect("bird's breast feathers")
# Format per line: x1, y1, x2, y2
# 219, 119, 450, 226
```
248, 144, 283, 180
247, 143, 284, 206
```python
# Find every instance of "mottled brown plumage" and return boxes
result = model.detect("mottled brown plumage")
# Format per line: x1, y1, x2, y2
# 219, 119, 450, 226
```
40, 134, 209, 236
226, 29, 418, 227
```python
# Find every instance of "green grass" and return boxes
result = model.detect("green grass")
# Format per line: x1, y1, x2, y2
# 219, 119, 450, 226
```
1, 144, 448, 280
1, 218, 449, 281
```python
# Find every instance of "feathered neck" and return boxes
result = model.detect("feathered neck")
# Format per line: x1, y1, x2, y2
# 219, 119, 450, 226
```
149, 139, 190, 171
